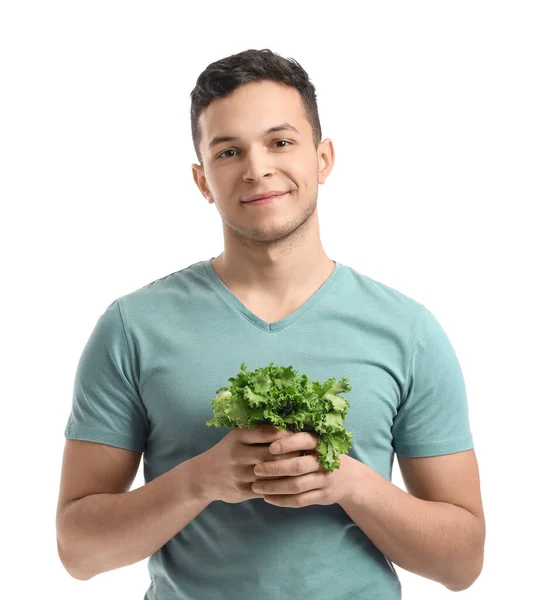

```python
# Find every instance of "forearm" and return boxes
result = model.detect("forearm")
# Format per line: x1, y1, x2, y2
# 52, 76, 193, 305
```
57, 455, 211, 580
338, 459, 484, 592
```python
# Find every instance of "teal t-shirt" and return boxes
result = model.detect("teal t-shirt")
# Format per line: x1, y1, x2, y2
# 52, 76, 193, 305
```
64, 258, 474, 599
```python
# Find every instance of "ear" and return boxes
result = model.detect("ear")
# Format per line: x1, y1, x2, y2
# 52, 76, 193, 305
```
317, 138, 335, 185
192, 163, 213, 203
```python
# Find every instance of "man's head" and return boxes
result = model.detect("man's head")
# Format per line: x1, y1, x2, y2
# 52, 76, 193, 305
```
190, 49, 334, 246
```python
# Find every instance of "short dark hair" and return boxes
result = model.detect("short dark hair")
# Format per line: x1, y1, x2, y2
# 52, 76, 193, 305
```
190, 48, 322, 165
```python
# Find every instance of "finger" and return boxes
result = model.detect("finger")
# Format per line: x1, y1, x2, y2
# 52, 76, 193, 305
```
252, 450, 302, 479
264, 449, 303, 462
244, 480, 266, 498
254, 454, 318, 478
269, 431, 318, 456
239, 424, 293, 445
240, 428, 295, 467
253, 472, 320, 495
242, 452, 301, 483
264, 488, 327, 508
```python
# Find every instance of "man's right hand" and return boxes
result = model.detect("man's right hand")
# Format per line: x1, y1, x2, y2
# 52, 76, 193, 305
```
195, 424, 302, 504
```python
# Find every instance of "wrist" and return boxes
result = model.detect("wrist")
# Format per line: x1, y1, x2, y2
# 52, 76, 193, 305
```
337, 455, 367, 508
189, 452, 217, 505
187, 453, 215, 506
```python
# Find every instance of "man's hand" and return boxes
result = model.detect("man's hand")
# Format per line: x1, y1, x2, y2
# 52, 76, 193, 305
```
195, 424, 303, 504
251, 431, 357, 508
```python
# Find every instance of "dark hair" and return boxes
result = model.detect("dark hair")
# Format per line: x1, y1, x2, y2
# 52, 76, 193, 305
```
190, 48, 322, 165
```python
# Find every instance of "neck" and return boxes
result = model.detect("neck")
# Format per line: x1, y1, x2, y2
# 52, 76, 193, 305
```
211, 210, 334, 299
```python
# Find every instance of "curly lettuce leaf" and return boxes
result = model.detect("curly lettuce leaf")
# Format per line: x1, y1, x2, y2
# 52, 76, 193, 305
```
206, 362, 353, 472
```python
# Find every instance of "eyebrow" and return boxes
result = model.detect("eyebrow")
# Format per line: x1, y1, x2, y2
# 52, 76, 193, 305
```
208, 122, 301, 150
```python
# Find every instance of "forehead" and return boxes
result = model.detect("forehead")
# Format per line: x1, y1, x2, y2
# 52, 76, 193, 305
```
199, 80, 308, 143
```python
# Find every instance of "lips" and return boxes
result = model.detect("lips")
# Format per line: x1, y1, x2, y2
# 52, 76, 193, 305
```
243, 192, 288, 206
242, 191, 289, 203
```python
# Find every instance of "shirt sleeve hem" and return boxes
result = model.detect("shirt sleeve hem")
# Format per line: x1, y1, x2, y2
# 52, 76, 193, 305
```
394, 436, 474, 457
64, 426, 145, 453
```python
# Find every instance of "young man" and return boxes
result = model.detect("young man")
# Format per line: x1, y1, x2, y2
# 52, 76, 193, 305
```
56, 49, 485, 599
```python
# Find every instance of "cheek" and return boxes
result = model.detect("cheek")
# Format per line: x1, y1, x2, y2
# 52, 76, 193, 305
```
292, 155, 318, 183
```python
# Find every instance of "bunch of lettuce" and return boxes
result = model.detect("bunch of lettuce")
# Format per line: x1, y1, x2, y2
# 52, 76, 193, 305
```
206, 362, 353, 472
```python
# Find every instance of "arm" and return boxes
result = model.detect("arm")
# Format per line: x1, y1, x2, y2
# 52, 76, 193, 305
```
338, 449, 486, 592
57, 447, 210, 581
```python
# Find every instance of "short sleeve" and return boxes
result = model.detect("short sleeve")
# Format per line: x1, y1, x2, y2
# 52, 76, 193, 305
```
64, 299, 149, 453
392, 304, 474, 457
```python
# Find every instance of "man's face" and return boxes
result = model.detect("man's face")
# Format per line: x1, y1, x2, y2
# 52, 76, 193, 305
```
192, 80, 333, 244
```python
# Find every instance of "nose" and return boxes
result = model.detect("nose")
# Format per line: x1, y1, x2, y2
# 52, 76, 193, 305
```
243, 147, 275, 182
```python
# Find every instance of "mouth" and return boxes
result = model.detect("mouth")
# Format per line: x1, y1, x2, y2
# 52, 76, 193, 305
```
242, 192, 289, 206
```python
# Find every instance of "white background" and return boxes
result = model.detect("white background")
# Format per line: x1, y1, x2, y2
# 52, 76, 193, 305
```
2, 1, 547, 598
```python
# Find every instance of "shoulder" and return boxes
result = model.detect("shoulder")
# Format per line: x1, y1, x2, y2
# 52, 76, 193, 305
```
342, 263, 424, 332
114, 260, 208, 318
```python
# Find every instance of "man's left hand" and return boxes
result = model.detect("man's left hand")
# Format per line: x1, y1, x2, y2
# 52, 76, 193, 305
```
251, 431, 359, 508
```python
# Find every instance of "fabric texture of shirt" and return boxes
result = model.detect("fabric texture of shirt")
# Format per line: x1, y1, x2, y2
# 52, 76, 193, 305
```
64, 258, 474, 599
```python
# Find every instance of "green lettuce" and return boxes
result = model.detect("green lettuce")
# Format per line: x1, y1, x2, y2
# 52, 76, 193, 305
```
206, 362, 353, 472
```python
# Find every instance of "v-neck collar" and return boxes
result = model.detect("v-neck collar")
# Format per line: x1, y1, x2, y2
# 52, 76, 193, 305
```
201, 257, 343, 332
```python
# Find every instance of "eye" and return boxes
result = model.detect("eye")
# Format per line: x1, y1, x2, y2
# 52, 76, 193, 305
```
217, 148, 237, 160
216, 140, 293, 160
